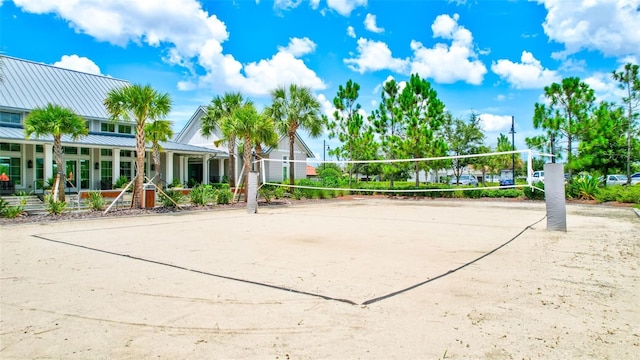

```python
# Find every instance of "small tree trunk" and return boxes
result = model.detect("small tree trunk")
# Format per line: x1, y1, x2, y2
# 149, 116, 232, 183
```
289, 132, 295, 187
133, 124, 145, 209
53, 136, 65, 202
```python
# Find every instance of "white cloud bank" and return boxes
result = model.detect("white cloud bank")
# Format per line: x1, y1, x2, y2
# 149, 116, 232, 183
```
491, 51, 561, 89
13, 0, 325, 96
536, 0, 640, 59
344, 13, 487, 85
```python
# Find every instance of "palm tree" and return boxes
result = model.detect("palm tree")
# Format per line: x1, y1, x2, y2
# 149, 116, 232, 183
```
104, 84, 172, 208
201, 92, 250, 188
253, 114, 279, 181
266, 84, 323, 186
145, 119, 174, 189
231, 103, 264, 191
24, 103, 88, 201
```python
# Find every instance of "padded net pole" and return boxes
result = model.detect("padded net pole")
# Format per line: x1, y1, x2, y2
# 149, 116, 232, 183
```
544, 162, 566, 231
247, 171, 258, 214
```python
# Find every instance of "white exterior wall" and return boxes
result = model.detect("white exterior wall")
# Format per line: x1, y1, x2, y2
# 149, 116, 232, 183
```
262, 137, 309, 183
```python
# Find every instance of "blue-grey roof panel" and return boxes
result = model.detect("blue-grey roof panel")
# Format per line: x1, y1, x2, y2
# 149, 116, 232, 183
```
0, 126, 225, 155
0, 56, 130, 119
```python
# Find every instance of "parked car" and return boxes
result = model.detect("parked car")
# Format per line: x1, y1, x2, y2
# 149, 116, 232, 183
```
599, 174, 629, 186
631, 172, 640, 185
499, 169, 514, 187
532, 171, 544, 183
449, 174, 478, 186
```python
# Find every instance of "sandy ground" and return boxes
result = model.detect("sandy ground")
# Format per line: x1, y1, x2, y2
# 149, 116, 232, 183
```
1, 198, 638, 359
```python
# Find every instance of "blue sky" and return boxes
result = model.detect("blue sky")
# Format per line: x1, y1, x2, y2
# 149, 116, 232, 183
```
1, 0, 639, 159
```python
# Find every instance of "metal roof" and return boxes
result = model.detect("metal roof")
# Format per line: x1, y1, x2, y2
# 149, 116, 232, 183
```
0, 126, 227, 156
0, 55, 130, 119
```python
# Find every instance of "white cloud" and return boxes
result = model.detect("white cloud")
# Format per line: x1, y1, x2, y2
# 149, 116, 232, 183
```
491, 51, 561, 89
346, 25, 356, 38
278, 37, 316, 57
317, 93, 336, 118
309, 0, 320, 10
479, 114, 513, 133
326, 0, 367, 16
495, 94, 506, 101
14, 0, 325, 97
273, 0, 302, 12
53, 54, 102, 75
537, 0, 640, 59
364, 13, 384, 33
584, 71, 626, 103
408, 13, 486, 84
344, 38, 409, 74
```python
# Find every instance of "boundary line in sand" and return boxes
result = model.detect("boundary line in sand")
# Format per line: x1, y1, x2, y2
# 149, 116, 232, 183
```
30, 215, 546, 306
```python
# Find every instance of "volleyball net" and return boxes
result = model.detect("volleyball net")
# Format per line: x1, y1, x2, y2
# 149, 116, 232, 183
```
245, 149, 549, 196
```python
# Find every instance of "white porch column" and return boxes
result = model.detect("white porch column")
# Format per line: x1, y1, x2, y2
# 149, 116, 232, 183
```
112, 148, 120, 183
44, 143, 53, 180
218, 159, 224, 180
165, 151, 174, 185
203, 154, 210, 184
179, 155, 186, 186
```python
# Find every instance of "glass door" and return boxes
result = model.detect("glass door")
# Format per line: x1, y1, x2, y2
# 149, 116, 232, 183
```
80, 159, 90, 189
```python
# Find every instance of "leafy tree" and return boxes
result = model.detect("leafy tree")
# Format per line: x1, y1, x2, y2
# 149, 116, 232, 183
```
531, 77, 595, 179
326, 80, 368, 184
577, 102, 632, 182
267, 84, 323, 186
612, 63, 640, 184
494, 133, 514, 170
371, 78, 404, 186
201, 92, 249, 188
473, 145, 492, 186
24, 103, 88, 201
104, 84, 172, 208
145, 119, 173, 189
443, 113, 485, 184
398, 74, 447, 186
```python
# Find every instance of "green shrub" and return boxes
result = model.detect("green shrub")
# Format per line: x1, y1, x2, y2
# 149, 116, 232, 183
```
159, 189, 184, 208
2, 205, 24, 218
273, 186, 285, 199
114, 176, 130, 189
0, 198, 8, 215
292, 188, 305, 200
567, 176, 600, 200
216, 188, 232, 205
45, 195, 67, 215
86, 191, 106, 211
259, 187, 274, 203
596, 185, 640, 203
523, 181, 545, 200
190, 184, 216, 206
169, 178, 183, 189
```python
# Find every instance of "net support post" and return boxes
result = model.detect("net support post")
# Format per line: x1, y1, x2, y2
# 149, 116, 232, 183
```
247, 171, 259, 214
544, 163, 566, 232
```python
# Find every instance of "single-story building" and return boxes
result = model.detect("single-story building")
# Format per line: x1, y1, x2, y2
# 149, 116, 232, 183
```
0, 55, 223, 194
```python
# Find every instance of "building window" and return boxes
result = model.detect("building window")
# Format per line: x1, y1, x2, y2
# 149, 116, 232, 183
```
81, 148, 90, 155
63, 146, 77, 155
0, 112, 21, 124
0, 143, 21, 152
118, 124, 132, 134
100, 149, 112, 156
282, 156, 288, 181
101, 161, 113, 188
101, 123, 115, 132
120, 150, 132, 158
35, 158, 45, 189
36, 145, 44, 153
0, 157, 21, 185
120, 161, 132, 179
